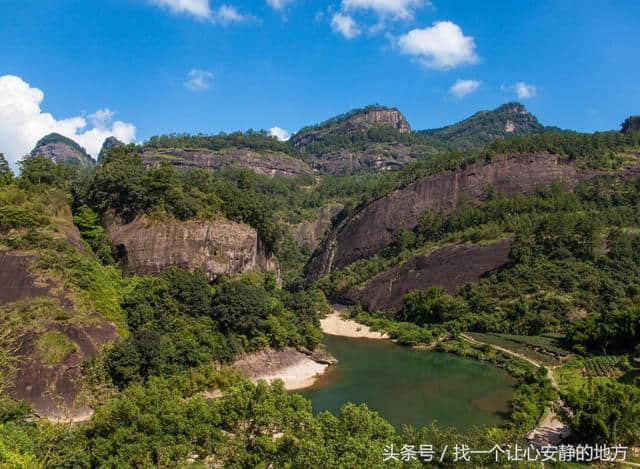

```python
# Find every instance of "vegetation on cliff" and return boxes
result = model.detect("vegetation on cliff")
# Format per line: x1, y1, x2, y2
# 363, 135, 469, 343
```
144, 130, 301, 157
419, 103, 548, 149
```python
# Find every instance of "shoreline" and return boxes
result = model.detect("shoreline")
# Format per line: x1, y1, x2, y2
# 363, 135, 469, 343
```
232, 347, 330, 391
320, 311, 389, 339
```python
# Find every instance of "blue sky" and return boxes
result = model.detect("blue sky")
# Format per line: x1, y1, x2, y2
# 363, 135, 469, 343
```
1, 0, 639, 167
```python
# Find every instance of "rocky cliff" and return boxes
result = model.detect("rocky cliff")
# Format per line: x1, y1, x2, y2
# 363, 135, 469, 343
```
306, 154, 594, 280
30, 133, 95, 166
346, 239, 513, 312
141, 147, 313, 178
107, 216, 280, 281
307, 144, 430, 174
291, 106, 411, 152
289, 203, 343, 250
0, 198, 117, 419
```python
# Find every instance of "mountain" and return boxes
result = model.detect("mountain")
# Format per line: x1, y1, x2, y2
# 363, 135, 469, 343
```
97, 136, 125, 162
30, 133, 95, 166
306, 130, 640, 281
289, 106, 440, 173
290, 105, 411, 151
419, 102, 547, 149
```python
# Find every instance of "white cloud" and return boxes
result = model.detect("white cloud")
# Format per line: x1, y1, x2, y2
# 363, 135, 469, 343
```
331, 12, 361, 39
342, 0, 425, 20
184, 69, 214, 91
215, 5, 247, 24
267, 0, 293, 10
450, 79, 480, 98
397, 21, 479, 70
513, 81, 536, 99
268, 126, 291, 141
149, 0, 250, 24
0, 75, 135, 171
149, 0, 212, 19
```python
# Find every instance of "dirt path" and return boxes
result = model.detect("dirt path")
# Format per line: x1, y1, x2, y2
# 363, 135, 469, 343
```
459, 333, 569, 447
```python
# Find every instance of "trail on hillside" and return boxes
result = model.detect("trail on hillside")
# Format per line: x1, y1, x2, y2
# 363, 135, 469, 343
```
459, 333, 570, 447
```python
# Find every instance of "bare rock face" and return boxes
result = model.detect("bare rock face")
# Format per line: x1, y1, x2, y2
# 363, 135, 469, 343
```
290, 107, 421, 174
307, 144, 423, 174
107, 216, 280, 280
30, 133, 94, 166
346, 239, 513, 312
289, 203, 343, 250
0, 251, 117, 419
344, 108, 411, 134
306, 154, 587, 280
141, 147, 313, 178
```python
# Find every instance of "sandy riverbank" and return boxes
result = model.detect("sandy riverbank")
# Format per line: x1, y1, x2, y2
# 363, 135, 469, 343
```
320, 311, 389, 339
233, 347, 329, 391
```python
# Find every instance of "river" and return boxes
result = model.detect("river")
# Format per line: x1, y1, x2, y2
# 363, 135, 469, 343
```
300, 334, 515, 431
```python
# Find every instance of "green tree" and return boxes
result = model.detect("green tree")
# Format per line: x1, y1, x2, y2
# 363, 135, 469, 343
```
560, 381, 640, 445
0, 153, 12, 186
212, 280, 273, 336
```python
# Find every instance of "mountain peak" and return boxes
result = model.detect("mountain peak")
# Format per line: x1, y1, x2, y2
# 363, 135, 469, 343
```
30, 133, 94, 166
291, 105, 411, 151
420, 102, 544, 148
98, 136, 125, 161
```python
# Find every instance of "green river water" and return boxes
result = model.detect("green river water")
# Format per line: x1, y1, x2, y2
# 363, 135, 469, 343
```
300, 335, 515, 431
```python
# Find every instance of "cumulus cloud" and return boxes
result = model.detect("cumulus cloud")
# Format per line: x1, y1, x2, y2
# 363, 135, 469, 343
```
513, 81, 536, 99
342, 0, 425, 20
266, 0, 294, 10
0, 75, 135, 171
331, 12, 361, 39
184, 69, 214, 91
149, 0, 250, 24
450, 79, 480, 98
397, 21, 479, 70
268, 126, 291, 141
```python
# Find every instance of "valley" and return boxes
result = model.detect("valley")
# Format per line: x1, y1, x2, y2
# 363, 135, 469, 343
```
1, 104, 639, 467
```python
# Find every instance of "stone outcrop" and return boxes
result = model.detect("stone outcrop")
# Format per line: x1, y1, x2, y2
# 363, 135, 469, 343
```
141, 147, 313, 178
306, 154, 594, 280
30, 133, 94, 166
289, 203, 343, 250
98, 136, 125, 161
307, 144, 426, 174
291, 107, 411, 152
346, 239, 513, 312
107, 216, 280, 281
